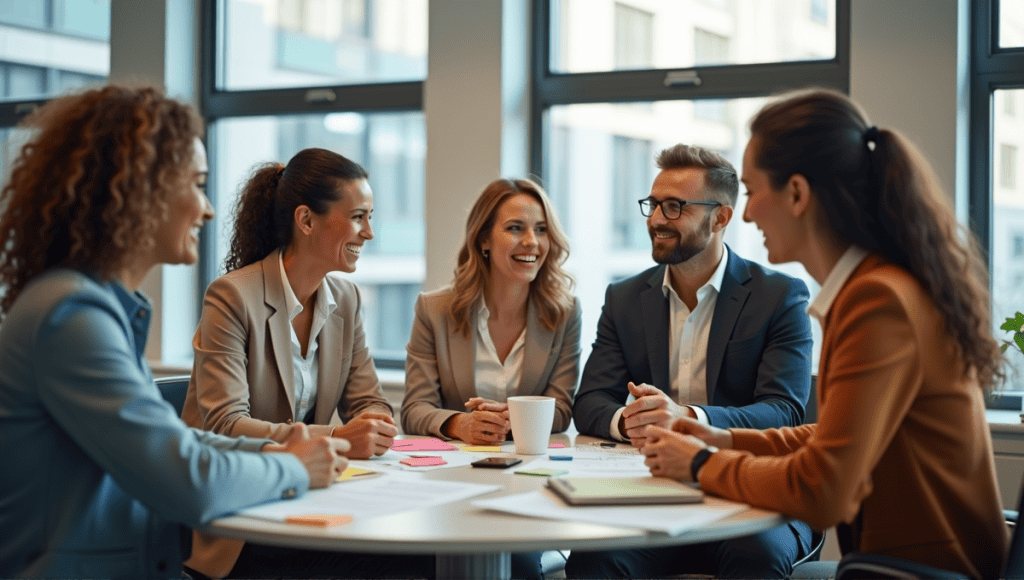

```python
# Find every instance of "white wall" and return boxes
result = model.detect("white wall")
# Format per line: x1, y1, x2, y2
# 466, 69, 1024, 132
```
849, 0, 960, 206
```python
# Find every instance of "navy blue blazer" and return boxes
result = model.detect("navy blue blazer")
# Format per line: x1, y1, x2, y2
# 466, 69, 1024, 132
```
573, 247, 813, 439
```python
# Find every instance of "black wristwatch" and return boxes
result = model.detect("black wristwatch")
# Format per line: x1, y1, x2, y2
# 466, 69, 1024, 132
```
690, 446, 719, 481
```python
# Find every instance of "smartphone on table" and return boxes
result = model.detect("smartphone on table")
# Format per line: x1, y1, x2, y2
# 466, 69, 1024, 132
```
471, 457, 522, 468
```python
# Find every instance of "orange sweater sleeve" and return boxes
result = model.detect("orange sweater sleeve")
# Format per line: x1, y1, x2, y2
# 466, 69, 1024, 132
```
698, 273, 923, 531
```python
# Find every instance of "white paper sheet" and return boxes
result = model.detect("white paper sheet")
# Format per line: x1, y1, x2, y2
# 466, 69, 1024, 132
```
502, 443, 652, 477
472, 489, 747, 535
238, 473, 500, 522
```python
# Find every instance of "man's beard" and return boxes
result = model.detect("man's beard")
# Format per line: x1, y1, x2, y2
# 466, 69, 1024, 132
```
650, 213, 713, 265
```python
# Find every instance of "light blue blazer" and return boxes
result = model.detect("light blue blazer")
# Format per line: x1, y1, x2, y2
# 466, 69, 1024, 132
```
0, 270, 309, 579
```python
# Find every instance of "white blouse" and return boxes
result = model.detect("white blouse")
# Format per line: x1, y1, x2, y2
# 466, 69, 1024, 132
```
472, 300, 526, 403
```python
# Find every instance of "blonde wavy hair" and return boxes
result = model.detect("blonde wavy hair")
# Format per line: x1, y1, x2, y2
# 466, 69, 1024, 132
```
0, 85, 201, 315
448, 178, 575, 337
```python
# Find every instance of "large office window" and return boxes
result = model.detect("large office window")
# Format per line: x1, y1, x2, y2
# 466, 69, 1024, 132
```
0, 0, 110, 180
533, 0, 848, 367
205, 0, 427, 365
971, 1, 1024, 401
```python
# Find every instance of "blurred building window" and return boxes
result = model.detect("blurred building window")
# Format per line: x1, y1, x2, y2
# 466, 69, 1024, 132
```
614, 3, 653, 70
1002, 143, 1018, 190
207, 0, 426, 367
535, 0, 844, 368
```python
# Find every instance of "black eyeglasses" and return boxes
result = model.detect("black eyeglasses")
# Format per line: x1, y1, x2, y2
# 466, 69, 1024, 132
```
638, 197, 721, 219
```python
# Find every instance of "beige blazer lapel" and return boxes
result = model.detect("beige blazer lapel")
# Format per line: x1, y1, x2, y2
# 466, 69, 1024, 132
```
519, 298, 554, 396
262, 250, 296, 419
448, 311, 478, 404
314, 298, 345, 425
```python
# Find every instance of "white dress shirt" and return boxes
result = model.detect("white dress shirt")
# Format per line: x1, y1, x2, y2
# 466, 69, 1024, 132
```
473, 300, 526, 403
610, 253, 728, 440
807, 245, 869, 325
279, 254, 337, 422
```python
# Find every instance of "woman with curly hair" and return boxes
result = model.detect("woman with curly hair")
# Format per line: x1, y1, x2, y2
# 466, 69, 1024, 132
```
402, 177, 580, 579
0, 85, 348, 580
181, 147, 433, 579
641, 88, 1007, 579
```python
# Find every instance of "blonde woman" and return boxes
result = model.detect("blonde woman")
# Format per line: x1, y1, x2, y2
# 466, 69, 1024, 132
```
402, 178, 580, 579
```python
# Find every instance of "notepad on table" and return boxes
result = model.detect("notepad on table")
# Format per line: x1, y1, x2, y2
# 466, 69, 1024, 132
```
547, 476, 704, 506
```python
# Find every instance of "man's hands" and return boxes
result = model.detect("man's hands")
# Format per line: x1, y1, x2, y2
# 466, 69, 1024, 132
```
331, 412, 398, 458
621, 382, 697, 448
443, 398, 510, 445
263, 423, 350, 489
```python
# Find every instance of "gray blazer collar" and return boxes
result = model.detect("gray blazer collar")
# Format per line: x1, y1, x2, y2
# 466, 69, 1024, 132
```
262, 249, 296, 417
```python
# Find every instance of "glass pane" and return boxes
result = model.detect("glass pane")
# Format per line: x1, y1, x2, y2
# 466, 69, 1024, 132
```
221, 0, 428, 91
211, 112, 425, 361
1001, 0, 1024, 49
545, 100, 822, 367
551, 0, 837, 74
992, 88, 1024, 393
0, 0, 109, 101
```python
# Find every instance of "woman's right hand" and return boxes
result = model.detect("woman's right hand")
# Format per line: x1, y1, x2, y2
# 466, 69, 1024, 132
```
444, 410, 510, 445
670, 416, 733, 449
332, 413, 399, 459
265, 423, 350, 489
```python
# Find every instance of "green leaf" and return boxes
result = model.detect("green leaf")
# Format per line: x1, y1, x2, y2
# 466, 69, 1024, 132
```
1001, 312, 1024, 332
1003, 343, 1010, 353
1015, 332, 1024, 354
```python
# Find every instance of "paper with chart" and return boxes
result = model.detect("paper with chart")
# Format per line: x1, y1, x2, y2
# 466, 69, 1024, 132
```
237, 473, 500, 522
473, 488, 747, 535
503, 442, 652, 477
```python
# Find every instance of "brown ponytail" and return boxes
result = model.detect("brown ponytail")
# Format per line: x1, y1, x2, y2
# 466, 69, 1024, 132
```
750, 88, 1005, 391
223, 147, 368, 273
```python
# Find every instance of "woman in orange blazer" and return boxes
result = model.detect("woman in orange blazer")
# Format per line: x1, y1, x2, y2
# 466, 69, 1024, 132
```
640, 88, 1007, 579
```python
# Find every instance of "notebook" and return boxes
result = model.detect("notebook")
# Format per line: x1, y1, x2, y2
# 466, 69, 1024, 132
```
547, 476, 704, 506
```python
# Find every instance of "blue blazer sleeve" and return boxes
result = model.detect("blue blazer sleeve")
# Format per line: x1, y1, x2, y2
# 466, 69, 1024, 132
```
699, 273, 813, 429
33, 293, 309, 528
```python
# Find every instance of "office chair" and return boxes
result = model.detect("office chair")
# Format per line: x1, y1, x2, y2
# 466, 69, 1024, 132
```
155, 375, 190, 416
154, 375, 197, 580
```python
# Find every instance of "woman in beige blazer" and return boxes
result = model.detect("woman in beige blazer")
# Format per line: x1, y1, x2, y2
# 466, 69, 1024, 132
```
403, 178, 579, 580
402, 177, 580, 443
182, 148, 432, 579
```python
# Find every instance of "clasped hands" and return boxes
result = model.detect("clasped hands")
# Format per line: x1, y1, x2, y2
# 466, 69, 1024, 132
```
331, 412, 398, 458
445, 397, 510, 445
623, 382, 733, 482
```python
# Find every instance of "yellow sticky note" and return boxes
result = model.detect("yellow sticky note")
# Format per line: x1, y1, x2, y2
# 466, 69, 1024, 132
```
335, 467, 381, 482
287, 514, 353, 527
462, 446, 502, 452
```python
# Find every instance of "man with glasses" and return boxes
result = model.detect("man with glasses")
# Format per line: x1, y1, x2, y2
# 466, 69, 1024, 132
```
567, 144, 814, 579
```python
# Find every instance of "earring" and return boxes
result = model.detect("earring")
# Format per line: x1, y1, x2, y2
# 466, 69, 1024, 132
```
482, 249, 490, 259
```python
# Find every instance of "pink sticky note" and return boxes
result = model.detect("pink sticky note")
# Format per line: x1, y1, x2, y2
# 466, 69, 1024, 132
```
549, 443, 566, 448
400, 456, 447, 467
391, 438, 457, 452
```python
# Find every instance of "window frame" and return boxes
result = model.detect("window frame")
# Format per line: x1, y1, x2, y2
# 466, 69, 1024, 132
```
971, 0, 1024, 406
529, 0, 852, 178
200, 0, 425, 368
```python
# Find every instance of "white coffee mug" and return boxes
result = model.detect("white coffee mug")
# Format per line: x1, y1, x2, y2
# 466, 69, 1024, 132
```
507, 396, 556, 455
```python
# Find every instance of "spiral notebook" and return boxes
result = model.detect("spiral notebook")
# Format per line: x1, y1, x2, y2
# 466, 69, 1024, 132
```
547, 476, 704, 506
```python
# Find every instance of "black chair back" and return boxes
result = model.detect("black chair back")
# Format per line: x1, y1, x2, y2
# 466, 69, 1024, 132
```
155, 375, 190, 416
1004, 478, 1024, 578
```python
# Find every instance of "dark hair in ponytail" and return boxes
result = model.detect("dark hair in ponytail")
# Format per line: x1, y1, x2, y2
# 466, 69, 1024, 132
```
224, 147, 369, 272
750, 87, 1004, 391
